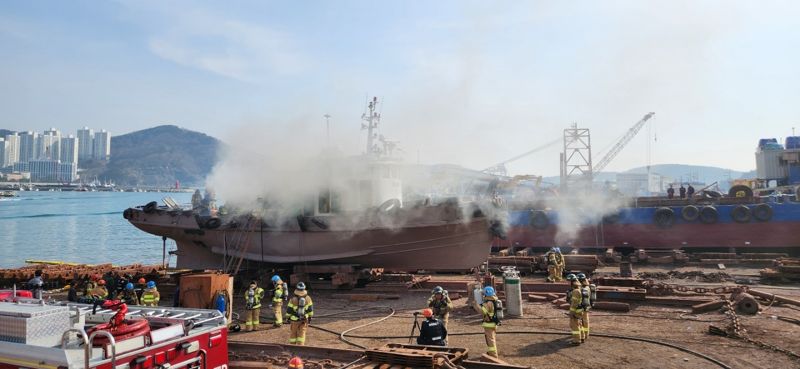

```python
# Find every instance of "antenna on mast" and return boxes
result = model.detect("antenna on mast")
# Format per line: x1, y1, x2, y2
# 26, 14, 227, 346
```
361, 96, 381, 155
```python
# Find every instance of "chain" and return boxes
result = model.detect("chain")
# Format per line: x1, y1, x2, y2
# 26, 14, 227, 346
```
644, 281, 747, 296
718, 299, 800, 361
229, 351, 334, 369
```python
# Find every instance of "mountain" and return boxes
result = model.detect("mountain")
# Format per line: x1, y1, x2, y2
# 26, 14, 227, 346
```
542, 164, 756, 188
82, 125, 221, 187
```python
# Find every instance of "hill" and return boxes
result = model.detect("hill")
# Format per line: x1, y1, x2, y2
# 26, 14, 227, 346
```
541, 163, 756, 189
82, 125, 221, 187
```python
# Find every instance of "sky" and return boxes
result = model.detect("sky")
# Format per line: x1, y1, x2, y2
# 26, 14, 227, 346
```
1, 1, 799, 177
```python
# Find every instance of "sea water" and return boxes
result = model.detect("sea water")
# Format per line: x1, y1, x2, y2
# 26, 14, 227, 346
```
0, 191, 191, 268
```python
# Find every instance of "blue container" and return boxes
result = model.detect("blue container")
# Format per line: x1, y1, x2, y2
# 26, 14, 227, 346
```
786, 136, 800, 149
790, 166, 800, 185
759, 138, 778, 148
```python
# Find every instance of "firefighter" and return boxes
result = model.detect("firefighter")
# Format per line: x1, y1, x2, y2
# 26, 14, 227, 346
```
566, 274, 584, 345
287, 282, 314, 345
135, 277, 147, 300
481, 286, 501, 358
427, 286, 453, 328
287, 357, 303, 369
91, 279, 109, 300
554, 247, 565, 281
417, 308, 447, 346
244, 280, 265, 331
577, 273, 596, 342
271, 275, 286, 327
141, 281, 160, 307
120, 283, 140, 305
545, 247, 559, 282
84, 274, 99, 297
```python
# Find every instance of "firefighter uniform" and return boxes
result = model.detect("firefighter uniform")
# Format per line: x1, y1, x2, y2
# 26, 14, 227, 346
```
481, 287, 500, 358
244, 283, 265, 331
141, 282, 160, 307
567, 277, 584, 345
427, 287, 453, 328
272, 278, 285, 327
286, 284, 313, 345
578, 274, 595, 342
84, 279, 98, 297
117, 289, 139, 306
554, 248, 565, 281
545, 250, 559, 282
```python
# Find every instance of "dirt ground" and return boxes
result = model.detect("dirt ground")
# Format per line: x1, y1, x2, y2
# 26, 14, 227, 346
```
230, 265, 800, 369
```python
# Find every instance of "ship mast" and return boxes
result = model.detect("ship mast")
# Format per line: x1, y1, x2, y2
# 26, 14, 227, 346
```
361, 96, 381, 155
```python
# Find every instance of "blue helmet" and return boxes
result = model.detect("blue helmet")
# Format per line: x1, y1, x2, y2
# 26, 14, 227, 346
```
483, 286, 496, 297
271, 275, 281, 283
146, 281, 156, 288
125, 282, 134, 290
296, 282, 306, 291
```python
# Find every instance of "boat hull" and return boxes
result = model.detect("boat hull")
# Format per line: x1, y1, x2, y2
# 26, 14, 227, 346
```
127, 208, 492, 271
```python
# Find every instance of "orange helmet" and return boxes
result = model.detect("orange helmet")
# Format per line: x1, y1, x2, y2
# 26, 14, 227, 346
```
422, 308, 433, 318
98, 279, 106, 285
288, 357, 303, 369
138, 278, 146, 284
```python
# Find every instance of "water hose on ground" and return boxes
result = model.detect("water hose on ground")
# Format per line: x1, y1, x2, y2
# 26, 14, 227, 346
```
311, 308, 733, 369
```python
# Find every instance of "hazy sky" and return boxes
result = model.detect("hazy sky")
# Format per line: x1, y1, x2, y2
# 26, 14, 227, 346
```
1, 1, 799, 176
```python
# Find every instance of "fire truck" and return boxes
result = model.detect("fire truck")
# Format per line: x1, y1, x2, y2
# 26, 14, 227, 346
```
0, 298, 228, 369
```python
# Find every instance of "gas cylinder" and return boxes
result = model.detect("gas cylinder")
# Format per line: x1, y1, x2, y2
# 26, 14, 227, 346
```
502, 266, 522, 317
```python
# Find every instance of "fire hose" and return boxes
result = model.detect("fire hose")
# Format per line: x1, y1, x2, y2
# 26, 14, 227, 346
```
309, 307, 733, 369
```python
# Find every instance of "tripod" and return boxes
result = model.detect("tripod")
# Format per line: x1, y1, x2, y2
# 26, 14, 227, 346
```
408, 312, 422, 343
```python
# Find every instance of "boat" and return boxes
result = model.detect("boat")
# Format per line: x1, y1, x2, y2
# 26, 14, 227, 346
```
0, 298, 227, 369
0, 191, 16, 198
124, 98, 494, 271
500, 136, 800, 252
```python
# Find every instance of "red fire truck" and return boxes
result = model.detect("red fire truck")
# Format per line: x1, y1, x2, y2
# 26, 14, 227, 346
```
0, 299, 228, 369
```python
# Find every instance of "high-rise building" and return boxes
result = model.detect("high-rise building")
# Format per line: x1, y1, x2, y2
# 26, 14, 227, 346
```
0, 138, 5, 168
18, 131, 38, 164
60, 135, 79, 165
4, 133, 19, 167
38, 128, 61, 161
93, 130, 111, 161
77, 126, 94, 162
28, 159, 78, 182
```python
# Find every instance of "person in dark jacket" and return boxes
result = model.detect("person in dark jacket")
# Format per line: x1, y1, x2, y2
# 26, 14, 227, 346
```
679, 185, 687, 199
667, 185, 675, 199
417, 308, 447, 346
687, 184, 695, 198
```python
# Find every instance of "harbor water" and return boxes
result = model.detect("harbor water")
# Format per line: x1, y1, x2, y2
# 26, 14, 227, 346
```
0, 191, 191, 268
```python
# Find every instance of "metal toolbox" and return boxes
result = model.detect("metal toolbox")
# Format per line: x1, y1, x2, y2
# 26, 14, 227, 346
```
0, 302, 70, 347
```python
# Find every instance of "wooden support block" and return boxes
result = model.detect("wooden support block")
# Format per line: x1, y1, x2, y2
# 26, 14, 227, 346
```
691, 300, 727, 314
592, 301, 631, 312
527, 294, 549, 303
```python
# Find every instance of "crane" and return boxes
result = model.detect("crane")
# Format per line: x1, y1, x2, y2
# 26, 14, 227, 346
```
592, 112, 655, 173
483, 137, 562, 176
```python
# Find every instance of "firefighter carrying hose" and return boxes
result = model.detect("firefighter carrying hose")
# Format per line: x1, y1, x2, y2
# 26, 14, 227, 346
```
427, 286, 453, 328
244, 280, 265, 331
270, 275, 286, 327
287, 282, 313, 345
481, 286, 501, 357
577, 273, 596, 342
566, 274, 587, 345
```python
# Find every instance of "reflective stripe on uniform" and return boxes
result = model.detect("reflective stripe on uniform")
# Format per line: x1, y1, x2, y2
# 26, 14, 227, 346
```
486, 346, 497, 353
481, 322, 496, 328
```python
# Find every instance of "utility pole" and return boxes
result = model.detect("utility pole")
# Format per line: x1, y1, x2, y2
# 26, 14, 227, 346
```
323, 114, 331, 147
361, 97, 381, 155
